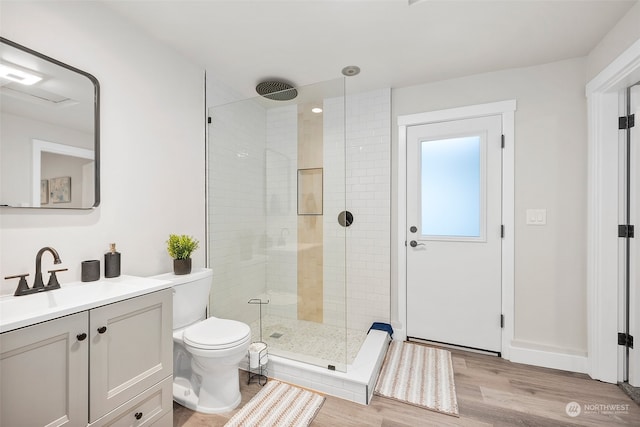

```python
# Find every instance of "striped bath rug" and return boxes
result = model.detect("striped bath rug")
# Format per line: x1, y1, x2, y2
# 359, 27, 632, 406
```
374, 340, 459, 416
225, 380, 325, 427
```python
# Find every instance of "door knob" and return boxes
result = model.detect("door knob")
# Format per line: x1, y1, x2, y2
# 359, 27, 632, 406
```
97, 326, 107, 334
409, 240, 425, 247
76, 333, 87, 341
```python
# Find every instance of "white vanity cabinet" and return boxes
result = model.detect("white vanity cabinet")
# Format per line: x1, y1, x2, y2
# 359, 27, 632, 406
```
0, 311, 89, 427
0, 288, 173, 427
89, 289, 172, 424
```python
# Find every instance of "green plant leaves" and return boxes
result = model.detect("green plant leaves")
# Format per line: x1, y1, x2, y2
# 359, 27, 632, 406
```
167, 234, 199, 260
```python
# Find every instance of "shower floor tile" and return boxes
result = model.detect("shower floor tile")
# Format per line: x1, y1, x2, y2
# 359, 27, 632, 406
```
249, 314, 366, 369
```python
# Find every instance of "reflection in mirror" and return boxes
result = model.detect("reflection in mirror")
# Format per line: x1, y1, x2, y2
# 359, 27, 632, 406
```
0, 37, 99, 209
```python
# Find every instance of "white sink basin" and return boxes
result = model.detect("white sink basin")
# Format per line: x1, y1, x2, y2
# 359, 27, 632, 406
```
0, 275, 171, 333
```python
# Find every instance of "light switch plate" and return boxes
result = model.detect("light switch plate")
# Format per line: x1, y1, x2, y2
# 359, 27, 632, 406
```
526, 209, 547, 225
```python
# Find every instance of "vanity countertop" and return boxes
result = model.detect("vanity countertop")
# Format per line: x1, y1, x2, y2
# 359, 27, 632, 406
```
0, 275, 171, 333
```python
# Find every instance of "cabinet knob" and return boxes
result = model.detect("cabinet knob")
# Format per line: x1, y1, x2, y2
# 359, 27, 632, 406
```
134, 412, 143, 420
97, 326, 107, 334
76, 333, 87, 341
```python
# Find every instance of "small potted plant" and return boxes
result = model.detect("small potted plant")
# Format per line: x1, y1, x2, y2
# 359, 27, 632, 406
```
167, 234, 199, 275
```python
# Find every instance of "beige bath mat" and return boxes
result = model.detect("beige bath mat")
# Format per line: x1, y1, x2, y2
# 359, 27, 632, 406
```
225, 380, 325, 427
374, 340, 459, 416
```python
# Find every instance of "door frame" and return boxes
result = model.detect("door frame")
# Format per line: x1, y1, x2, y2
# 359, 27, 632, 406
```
397, 100, 516, 359
586, 38, 640, 384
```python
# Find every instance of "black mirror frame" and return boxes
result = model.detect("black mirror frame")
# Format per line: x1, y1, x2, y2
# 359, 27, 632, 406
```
0, 37, 100, 209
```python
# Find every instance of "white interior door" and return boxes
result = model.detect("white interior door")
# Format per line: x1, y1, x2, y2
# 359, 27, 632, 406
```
628, 84, 639, 386
406, 115, 502, 353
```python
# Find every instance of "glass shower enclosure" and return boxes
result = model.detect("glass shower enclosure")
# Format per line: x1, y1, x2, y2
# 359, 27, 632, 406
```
208, 78, 353, 371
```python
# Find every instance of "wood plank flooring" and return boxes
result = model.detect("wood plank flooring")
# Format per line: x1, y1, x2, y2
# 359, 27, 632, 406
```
173, 347, 640, 426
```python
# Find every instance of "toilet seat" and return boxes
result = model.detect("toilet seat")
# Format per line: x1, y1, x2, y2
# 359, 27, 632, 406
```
183, 317, 251, 350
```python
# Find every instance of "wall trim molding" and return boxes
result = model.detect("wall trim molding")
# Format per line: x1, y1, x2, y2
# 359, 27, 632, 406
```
509, 342, 589, 374
396, 100, 516, 359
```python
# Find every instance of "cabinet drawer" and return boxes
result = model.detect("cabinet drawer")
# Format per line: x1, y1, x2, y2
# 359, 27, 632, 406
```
151, 411, 173, 427
90, 376, 172, 427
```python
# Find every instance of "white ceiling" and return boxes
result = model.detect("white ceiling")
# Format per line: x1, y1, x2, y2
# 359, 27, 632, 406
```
105, 0, 637, 99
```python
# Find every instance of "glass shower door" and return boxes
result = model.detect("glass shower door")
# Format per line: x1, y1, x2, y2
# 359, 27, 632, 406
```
208, 78, 349, 371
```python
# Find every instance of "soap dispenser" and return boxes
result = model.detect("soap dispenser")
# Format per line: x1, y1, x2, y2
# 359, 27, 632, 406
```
105, 243, 121, 278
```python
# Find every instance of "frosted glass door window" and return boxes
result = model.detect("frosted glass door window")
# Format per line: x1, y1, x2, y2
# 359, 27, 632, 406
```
420, 135, 484, 238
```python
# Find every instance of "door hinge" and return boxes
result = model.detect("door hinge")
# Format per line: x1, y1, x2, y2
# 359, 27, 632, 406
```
500, 314, 504, 328
207, 116, 212, 124
501, 225, 505, 238
501, 134, 505, 149
619, 114, 635, 129
618, 224, 635, 238
618, 332, 634, 348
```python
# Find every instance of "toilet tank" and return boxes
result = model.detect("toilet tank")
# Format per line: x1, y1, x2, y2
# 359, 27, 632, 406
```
150, 267, 213, 329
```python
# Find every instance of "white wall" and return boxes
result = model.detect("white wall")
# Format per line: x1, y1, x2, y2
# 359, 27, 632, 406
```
587, 0, 640, 81
0, 2, 205, 294
392, 57, 589, 355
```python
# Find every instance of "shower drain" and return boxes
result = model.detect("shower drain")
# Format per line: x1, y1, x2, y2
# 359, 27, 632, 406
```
270, 332, 283, 339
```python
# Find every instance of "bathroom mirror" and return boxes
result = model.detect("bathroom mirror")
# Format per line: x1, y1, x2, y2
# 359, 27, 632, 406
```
0, 37, 100, 209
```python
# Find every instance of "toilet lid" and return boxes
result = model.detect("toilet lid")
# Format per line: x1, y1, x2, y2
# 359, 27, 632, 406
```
183, 317, 251, 350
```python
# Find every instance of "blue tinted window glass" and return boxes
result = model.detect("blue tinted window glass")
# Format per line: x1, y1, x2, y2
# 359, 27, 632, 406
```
421, 136, 481, 237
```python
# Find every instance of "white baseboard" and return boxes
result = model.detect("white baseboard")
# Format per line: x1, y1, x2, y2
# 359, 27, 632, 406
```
508, 342, 589, 375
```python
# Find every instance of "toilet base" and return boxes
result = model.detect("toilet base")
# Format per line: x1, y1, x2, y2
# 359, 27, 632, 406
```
173, 377, 242, 414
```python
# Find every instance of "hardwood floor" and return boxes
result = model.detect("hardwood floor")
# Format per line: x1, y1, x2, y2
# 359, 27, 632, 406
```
173, 347, 640, 426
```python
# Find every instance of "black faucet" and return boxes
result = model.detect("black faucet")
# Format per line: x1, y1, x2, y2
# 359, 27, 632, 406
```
4, 247, 66, 296
33, 247, 62, 289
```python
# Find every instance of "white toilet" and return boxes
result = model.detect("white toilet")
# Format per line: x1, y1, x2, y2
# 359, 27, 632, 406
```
152, 268, 251, 414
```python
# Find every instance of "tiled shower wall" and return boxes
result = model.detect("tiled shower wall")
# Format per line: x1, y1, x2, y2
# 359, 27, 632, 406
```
344, 88, 391, 331
322, 95, 347, 328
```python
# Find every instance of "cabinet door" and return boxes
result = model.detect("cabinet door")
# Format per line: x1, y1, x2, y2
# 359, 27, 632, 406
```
0, 311, 89, 427
89, 289, 172, 422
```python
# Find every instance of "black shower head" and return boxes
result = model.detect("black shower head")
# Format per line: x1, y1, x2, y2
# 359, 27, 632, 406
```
255, 80, 298, 101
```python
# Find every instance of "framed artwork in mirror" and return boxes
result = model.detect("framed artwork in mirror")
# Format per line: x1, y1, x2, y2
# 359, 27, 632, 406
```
50, 176, 71, 203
